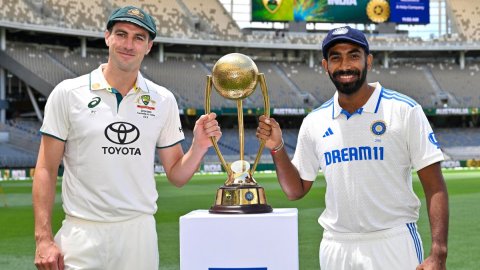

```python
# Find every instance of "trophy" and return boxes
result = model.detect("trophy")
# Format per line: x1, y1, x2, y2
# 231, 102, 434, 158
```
205, 53, 273, 214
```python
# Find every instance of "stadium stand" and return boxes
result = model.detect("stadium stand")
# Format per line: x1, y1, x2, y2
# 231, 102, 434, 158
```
435, 128, 480, 159
181, 0, 243, 40
0, 121, 40, 168
0, 0, 43, 25
368, 63, 439, 107
47, 46, 108, 76
430, 61, 480, 107
277, 62, 336, 105
447, 0, 480, 41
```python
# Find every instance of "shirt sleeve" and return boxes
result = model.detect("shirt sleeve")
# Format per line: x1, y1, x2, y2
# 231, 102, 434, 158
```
406, 105, 444, 171
40, 82, 70, 141
156, 93, 185, 148
291, 117, 321, 181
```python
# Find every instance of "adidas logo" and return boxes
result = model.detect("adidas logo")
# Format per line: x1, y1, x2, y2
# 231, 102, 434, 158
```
323, 127, 334, 138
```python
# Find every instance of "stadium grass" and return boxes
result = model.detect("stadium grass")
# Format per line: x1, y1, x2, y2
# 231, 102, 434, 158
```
0, 169, 479, 269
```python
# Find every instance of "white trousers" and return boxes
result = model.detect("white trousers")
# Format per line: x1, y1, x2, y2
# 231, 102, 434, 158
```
320, 223, 423, 270
54, 214, 159, 270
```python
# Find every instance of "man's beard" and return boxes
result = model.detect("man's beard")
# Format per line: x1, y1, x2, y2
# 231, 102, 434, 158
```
328, 64, 368, 95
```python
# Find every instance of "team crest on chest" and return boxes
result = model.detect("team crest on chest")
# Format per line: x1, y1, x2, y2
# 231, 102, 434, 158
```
371, 120, 386, 136
141, 95, 151, 105
135, 95, 156, 118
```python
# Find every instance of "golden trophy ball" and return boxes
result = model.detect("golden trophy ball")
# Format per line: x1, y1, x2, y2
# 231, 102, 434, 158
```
205, 53, 273, 214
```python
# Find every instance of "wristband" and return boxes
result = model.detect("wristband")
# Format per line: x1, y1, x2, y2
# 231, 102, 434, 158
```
270, 139, 284, 155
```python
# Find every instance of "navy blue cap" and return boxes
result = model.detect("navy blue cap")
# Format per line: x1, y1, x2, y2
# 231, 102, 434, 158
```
107, 6, 157, 40
322, 26, 369, 59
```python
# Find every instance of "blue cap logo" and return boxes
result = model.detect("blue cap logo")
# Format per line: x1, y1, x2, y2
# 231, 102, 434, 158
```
332, 27, 349, 36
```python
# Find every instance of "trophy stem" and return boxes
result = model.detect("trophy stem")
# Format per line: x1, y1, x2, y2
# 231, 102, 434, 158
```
205, 75, 232, 177
237, 100, 244, 163
250, 73, 270, 176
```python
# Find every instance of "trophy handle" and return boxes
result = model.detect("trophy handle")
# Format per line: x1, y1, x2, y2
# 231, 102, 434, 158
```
250, 73, 270, 176
205, 75, 233, 177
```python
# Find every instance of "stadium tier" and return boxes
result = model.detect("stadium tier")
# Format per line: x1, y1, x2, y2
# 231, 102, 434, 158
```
0, 0, 480, 169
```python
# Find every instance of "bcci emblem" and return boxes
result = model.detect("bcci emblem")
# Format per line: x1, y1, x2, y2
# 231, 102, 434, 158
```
263, 0, 282, 13
366, 0, 390, 23
371, 120, 386, 136
141, 95, 151, 105
245, 191, 254, 201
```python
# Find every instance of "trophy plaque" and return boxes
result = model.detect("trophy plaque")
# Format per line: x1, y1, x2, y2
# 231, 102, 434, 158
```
205, 53, 273, 214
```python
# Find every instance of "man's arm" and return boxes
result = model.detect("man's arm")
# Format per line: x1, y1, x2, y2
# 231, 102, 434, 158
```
33, 135, 65, 270
257, 115, 313, 200
416, 162, 449, 270
158, 113, 221, 187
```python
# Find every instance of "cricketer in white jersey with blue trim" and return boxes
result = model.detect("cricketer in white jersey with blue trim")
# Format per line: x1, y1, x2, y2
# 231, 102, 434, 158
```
294, 83, 444, 233
257, 26, 449, 270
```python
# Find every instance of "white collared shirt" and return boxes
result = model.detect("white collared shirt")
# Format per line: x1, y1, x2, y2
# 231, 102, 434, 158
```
41, 64, 184, 222
292, 82, 444, 233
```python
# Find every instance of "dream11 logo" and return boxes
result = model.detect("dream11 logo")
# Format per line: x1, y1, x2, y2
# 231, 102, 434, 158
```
103, 122, 142, 155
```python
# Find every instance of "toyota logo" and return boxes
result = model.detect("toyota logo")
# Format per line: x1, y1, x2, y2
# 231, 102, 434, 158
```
104, 122, 140, 145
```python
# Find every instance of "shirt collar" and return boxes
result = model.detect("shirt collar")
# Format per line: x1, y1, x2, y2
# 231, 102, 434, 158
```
332, 82, 383, 119
89, 64, 150, 93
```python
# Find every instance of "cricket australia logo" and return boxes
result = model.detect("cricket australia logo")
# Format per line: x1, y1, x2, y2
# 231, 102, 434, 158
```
141, 95, 151, 105
136, 95, 156, 110
127, 8, 144, 19
135, 95, 156, 118
263, 0, 282, 13
103, 122, 141, 155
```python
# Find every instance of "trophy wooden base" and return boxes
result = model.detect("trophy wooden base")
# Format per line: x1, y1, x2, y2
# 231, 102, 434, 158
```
209, 185, 273, 214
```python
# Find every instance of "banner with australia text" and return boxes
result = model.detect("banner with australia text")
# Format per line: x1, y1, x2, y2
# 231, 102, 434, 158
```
251, 0, 429, 24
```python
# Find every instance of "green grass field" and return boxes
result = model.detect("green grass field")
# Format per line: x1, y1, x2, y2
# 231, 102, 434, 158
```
0, 169, 479, 269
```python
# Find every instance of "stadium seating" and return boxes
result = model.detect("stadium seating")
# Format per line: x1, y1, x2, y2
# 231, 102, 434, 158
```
368, 63, 438, 107
435, 128, 480, 159
181, 0, 243, 40
430, 61, 480, 107
447, 0, 480, 41
0, 121, 40, 168
4, 43, 76, 87
0, 143, 37, 168
0, 0, 43, 25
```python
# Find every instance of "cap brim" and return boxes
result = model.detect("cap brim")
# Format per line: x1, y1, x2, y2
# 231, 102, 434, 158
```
323, 37, 368, 58
110, 18, 156, 38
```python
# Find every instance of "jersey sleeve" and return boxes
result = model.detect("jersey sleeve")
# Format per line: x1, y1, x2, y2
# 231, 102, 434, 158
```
40, 82, 70, 141
291, 117, 321, 181
406, 105, 444, 171
156, 93, 185, 148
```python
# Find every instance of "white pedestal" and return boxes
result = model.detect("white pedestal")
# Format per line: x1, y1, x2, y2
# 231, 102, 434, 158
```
179, 208, 298, 270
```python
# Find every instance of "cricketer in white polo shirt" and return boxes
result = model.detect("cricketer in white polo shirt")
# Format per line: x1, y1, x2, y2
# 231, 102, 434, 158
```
257, 26, 449, 270
33, 6, 222, 270
41, 65, 182, 222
